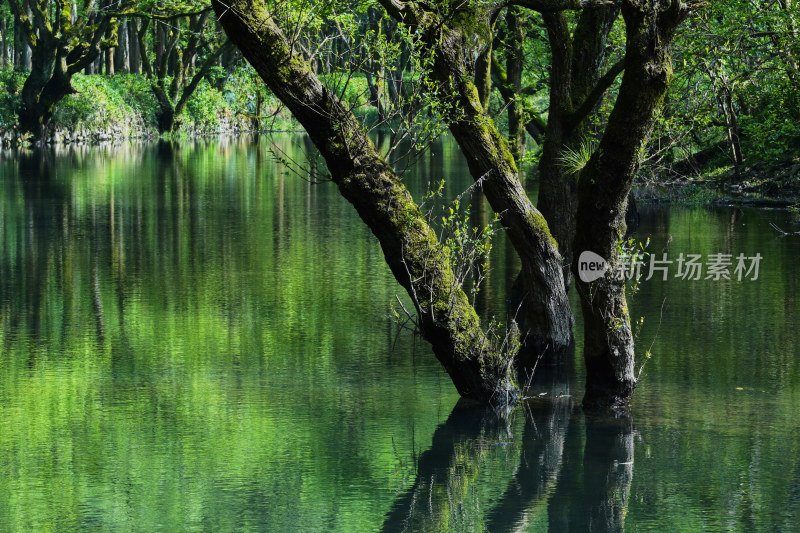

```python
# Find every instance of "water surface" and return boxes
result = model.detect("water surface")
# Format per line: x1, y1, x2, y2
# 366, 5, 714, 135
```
0, 137, 798, 531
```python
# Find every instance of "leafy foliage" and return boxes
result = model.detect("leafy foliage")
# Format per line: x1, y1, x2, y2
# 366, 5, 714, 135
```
0, 68, 24, 130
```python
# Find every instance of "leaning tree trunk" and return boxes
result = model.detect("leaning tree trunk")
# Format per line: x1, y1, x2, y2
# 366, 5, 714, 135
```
574, 0, 689, 411
213, 0, 518, 404
378, 1, 574, 370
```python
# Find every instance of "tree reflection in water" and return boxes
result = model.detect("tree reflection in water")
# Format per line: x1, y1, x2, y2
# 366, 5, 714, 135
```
382, 369, 635, 532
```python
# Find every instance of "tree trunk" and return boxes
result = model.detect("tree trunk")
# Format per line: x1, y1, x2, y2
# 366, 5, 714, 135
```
155, 21, 167, 72
129, 20, 141, 74
379, 3, 574, 369
9, 0, 115, 140
105, 48, 114, 75
1, 18, 7, 67
505, 7, 526, 161
153, 83, 176, 133
574, 0, 688, 411
537, 7, 620, 290
213, 0, 519, 404
474, 41, 492, 112
114, 21, 130, 73
491, 54, 546, 145
365, 71, 386, 121
20, 50, 74, 139
720, 85, 743, 174
15, 13, 32, 70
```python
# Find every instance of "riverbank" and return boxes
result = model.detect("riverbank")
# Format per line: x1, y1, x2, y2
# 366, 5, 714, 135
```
0, 68, 297, 147
636, 158, 800, 208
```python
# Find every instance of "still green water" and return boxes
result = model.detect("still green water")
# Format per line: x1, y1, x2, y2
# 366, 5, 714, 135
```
0, 136, 797, 532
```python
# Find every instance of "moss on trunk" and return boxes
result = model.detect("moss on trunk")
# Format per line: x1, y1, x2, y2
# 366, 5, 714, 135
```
574, 0, 690, 411
381, 4, 574, 369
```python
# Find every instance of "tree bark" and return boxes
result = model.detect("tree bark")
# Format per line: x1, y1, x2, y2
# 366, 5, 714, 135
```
105, 48, 114, 75
505, 7, 526, 161
15, 9, 32, 71
114, 20, 130, 73
474, 41, 493, 111
128, 20, 141, 74
574, 0, 689, 411
537, 6, 620, 289
378, 1, 574, 369
213, 0, 519, 404
0, 17, 7, 67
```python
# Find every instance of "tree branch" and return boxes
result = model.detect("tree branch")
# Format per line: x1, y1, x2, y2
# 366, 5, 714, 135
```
510, 0, 615, 13
374, 0, 409, 21
568, 58, 624, 129
490, 53, 546, 144
105, 6, 215, 22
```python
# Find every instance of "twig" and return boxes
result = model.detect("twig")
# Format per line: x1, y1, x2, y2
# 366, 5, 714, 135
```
770, 222, 800, 236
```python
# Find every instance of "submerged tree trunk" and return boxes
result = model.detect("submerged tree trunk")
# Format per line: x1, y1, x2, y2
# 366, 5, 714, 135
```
213, 0, 519, 403
378, 1, 574, 369
574, 0, 689, 410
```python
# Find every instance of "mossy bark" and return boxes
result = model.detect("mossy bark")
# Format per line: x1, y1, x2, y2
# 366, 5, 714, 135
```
213, 0, 517, 404
505, 7, 526, 162
379, 2, 574, 369
574, 0, 688, 411
537, 6, 620, 289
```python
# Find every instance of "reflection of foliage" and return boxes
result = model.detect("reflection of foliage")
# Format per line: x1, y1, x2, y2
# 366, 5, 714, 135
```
0, 138, 454, 531
1, 137, 799, 532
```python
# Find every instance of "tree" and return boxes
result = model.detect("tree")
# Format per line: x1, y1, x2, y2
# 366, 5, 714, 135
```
572, 0, 692, 409
212, 0, 525, 403
533, 3, 624, 288
641, 0, 800, 179
131, 6, 232, 133
373, 1, 574, 369
7, 0, 125, 141
213, 0, 696, 410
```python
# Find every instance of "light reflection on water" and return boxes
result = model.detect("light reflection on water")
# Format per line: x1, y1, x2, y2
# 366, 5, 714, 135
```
0, 136, 798, 531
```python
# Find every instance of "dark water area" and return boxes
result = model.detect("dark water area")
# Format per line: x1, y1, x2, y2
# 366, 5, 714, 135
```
0, 136, 798, 531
